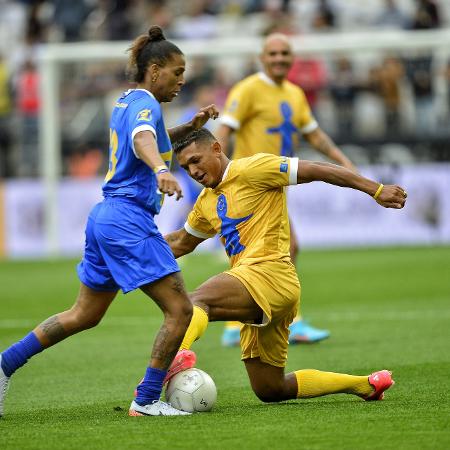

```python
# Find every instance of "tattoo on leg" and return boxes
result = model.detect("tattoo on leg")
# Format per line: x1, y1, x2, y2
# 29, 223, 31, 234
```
39, 315, 68, 345
171, 273, 186, 295
151, 325, 178, 368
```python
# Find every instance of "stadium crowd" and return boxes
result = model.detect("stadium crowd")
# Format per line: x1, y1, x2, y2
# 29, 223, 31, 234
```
0, 0, 449, 178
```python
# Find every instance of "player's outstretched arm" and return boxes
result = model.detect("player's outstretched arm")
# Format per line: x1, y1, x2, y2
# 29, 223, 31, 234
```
297, 160, 407, 209
167, 104, 219, 142
164, 228, 205, 258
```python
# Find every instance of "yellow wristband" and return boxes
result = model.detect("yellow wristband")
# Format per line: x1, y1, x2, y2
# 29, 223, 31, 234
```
153, 165, 168, 174
373, 184, 384, 200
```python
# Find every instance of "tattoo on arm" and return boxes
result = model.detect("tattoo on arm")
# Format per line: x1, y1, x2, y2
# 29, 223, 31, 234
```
38, 315, 68, 345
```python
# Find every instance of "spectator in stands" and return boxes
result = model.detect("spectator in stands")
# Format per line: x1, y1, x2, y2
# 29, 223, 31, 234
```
66, 144, 104, 179
178, 57, 216, 105
287, 57, 328, 115
312, 0, 337, 31
178, 85, 218, 131
16, 59, 40, 177
369, 56, 405, 138
406, 55, 435, 136
329, 57, 358, 139
374, 0, 409, 29
53, 0, 93, 42
173, 0, 217, 40
0, 54, 13, 178
411, 0, 441, 29
406, 0, 440, 136
445, 59, 450, 121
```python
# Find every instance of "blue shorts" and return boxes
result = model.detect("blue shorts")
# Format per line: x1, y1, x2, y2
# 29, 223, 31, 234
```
77, 197, 180, 293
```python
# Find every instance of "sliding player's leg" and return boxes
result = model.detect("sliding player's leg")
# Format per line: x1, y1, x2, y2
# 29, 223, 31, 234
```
244, 357, 393, 402
166, 271, 263, 382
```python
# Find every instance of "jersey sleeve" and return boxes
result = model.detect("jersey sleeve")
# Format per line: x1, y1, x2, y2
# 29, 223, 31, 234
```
242, 154, 298, 189
184, 195, 217, 239
220, 82, 253, 130
296, 88, 318, 134
128, 98, 162, 158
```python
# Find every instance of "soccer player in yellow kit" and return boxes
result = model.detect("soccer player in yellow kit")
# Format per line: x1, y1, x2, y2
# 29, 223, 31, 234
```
162, 128, 405, 404
215, 33, 356, 346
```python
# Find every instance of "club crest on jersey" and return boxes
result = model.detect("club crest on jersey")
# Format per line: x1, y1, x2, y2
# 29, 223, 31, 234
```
137, 109, 152, 122
217, 196, 226, 212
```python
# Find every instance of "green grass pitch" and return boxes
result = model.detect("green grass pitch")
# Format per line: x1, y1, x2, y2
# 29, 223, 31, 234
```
0, 246, 449, 449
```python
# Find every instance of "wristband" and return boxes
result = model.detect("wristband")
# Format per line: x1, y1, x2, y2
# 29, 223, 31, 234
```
373, 184, 384, 200
153, 165, 169, 175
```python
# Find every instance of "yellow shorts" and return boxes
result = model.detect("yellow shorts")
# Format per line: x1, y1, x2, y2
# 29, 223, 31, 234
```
225, 259, 300, 367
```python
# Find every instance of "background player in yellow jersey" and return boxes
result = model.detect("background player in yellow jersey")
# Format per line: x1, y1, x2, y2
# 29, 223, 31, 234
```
161, 128, 405, 404
215, 33, 356, 346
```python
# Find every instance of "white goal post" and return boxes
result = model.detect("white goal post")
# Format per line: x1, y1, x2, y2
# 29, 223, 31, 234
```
38, 29, 450, 255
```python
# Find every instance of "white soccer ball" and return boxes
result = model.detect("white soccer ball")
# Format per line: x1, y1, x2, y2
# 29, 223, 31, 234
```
165, 368, 217, 413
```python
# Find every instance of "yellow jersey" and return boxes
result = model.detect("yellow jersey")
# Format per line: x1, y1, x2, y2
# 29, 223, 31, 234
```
185, 153, 299, 268
221, 72, 318, 160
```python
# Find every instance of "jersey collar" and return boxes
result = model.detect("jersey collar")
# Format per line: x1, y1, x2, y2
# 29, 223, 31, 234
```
222, 161, 231, 181
126, 88, 156, 100
258, 71, 277, 86
213, 161, 231, 191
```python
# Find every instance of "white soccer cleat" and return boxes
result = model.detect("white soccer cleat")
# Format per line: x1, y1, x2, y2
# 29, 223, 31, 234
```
0, 355, 11, 418
128, 399, 191, 416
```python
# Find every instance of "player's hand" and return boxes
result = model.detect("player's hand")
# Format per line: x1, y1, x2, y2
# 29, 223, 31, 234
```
156, 171, 183, 200
375, 185, 407, 209
191, 104, 219, 130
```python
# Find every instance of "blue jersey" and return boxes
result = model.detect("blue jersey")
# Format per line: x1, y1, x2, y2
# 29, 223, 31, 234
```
102, 89, 173, 215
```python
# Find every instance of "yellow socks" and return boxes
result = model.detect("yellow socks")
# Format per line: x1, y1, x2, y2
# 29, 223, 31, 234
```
295, 369, 372, 398
180, 306, 209, 350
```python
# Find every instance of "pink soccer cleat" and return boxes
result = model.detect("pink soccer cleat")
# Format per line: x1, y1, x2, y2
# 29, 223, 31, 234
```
163, 350, 197, 385
363, 369, 395, 401
133, 350, 197, 397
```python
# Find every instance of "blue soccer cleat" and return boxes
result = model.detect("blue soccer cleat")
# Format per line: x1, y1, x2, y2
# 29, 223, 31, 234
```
221, 326, 241, 347
288, 319, 330, 344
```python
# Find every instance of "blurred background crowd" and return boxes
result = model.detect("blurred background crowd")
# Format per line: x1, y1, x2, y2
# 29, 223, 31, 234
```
0, 0, 450, 179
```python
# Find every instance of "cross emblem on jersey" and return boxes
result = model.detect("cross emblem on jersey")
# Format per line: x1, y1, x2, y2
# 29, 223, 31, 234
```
216, 194, 252, 256
266, 101, 299, 157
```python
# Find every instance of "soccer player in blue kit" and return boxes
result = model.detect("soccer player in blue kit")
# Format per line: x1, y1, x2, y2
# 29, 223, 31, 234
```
0, 26, 218, 417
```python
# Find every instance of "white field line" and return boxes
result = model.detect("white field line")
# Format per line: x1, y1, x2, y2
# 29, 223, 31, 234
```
0, 308, 449, 329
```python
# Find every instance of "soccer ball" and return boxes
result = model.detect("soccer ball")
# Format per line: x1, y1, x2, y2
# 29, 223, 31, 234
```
165, 368, 217, 413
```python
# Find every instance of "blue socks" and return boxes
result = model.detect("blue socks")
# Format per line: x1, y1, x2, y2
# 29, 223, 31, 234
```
1, 332, 44, 377
135, 367, 167, 406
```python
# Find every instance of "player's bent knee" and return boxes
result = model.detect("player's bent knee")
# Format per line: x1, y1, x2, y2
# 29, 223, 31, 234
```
71, 310, 103, 330
252, 384, 285, 403
167, 299, 193, 326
